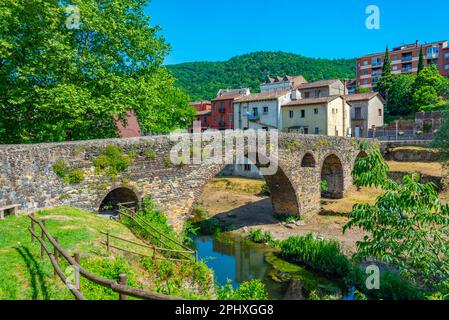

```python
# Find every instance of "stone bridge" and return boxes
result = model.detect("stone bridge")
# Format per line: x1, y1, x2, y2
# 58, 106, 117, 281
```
0, 133, 371, 231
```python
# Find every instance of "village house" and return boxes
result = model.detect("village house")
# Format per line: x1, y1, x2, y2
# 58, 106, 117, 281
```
296, 79, 347, 98
260, 75, 307, 94
190, 101, 212, 132
233, 91, 292, 130
210, 88, 250, 130
282, 96, 351, 136
343, 93, 385, 138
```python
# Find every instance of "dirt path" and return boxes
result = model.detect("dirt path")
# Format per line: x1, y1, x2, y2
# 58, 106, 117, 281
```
197, 180, 378, 254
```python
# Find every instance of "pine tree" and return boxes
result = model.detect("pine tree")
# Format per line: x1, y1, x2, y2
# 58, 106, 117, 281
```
382, 46, 391, 75
418, 46, 425, 73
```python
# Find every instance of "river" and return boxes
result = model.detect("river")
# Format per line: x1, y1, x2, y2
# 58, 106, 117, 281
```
192, 233, 349, 300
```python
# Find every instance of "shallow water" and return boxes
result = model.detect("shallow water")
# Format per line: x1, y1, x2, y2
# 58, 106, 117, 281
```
192, 234, 345, 300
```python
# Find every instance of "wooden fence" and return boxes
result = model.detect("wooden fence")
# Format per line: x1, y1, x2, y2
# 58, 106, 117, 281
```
28, 213, 184, 300
117, 204, 197, 262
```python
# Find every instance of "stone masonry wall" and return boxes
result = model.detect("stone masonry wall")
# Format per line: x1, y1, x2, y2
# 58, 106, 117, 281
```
0, 134, 370, 232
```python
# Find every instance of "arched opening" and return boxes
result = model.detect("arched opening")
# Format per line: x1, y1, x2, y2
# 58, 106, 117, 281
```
99, 187, 139, 215
301, 153, 316, 168
321, 154, 344, 199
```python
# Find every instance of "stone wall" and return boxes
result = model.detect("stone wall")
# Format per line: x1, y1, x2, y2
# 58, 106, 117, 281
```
0, 134, 369, 232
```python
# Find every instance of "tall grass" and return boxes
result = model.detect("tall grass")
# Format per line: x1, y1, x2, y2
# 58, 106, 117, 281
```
279, 234, 352, 278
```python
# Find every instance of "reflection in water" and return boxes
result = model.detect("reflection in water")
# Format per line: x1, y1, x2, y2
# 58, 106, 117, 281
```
194, 235, 292, 300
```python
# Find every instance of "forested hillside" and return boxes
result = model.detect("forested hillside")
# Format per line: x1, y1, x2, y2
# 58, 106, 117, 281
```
167, 51, 356, 100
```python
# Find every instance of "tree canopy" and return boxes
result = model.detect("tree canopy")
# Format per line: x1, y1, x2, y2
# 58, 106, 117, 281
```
0, 0, 194, 144
167, 51, 356, 101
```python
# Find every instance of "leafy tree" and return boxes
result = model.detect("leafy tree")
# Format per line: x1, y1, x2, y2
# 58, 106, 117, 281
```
414, 65, 449, 98
345, 146, 449, 291
386, 74, 416, 115
0, 0, 194, 144
412, 86, 440, 111
418, 46, 425, 73
431, 111, 449, 161
356, 87, 371, 94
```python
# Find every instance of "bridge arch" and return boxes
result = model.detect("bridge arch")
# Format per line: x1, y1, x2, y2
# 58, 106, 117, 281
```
321, 153, 344, 199
98, 186, 140, 214
301, 152, 317, 168
195, 159, 302, 218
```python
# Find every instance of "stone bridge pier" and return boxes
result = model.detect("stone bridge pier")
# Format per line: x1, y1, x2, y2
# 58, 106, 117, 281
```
0, 134, 372, 231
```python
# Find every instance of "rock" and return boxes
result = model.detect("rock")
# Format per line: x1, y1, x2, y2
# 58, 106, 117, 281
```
285, 223, 296, 229
295, 221, 306, 226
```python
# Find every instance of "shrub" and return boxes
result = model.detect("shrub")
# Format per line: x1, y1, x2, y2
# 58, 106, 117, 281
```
65, 169, 84, 185
352, 266, 425, 300
197, 218, 222, 236
217, 279, 268, 300
279, 234, 352, 278
320, 180, 329, 193
248, 229, 273, 244
276, 214, 301, 223
260, 183, 271, 196
93, 145, 132, 177
190, 204, 208, 223
145, 149, 156, 159
53, 160, 69, 178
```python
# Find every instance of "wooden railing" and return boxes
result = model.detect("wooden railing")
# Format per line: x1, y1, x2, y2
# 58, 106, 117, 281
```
117, 204, 197, 262
28, 213, 184, 300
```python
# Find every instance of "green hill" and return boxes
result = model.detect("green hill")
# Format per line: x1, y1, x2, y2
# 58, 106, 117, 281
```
166, 51, 356, 101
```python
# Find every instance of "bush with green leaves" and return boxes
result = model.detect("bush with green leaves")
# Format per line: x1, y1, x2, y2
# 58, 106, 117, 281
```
248, 229, 273, 244
279, 234, 352, 278
64, 169, 84, 185
53, 160, 69, 178
93, 145, 133, 177
260, 184, 271, 196
217, 279, 269, 300
347, 144, 449, 292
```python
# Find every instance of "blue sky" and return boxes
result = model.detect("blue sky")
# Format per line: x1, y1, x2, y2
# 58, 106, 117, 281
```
146, 0, 449, 65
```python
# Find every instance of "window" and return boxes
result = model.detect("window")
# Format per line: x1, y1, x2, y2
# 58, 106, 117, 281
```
355, 107, 362, 119
445, 53, 449, 59
364, 79, 369, 85
212, 103, 217, 110
244, 164, 251, 171
445, 65, 449, 70
213, 116, 217, 124
378, 109, 383, 117
301, 110, 305, 118
303, 127, 309, 135
427, 46, 440, 58
221, 101, 225, 108
289, 110, 294, 118
314, 108, 319, 114
252, 107, 258, 116
304, 92, 310, 98
229, 114, 233, 121
263, 106, 269, 114
392, 65, 398, 71
372, 56, 382, 67
364, 70, 368, 75
392, 55, 398, 61
315, 127, 319, 135
363, 60, 369, 66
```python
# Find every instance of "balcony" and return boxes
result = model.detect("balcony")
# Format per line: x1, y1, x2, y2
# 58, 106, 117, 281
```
402, 67, 413, 73
402, 55, 413, 62
247, 113, 260, 121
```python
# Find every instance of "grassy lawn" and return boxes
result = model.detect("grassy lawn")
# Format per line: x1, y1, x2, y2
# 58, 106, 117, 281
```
0, 207, 151, 300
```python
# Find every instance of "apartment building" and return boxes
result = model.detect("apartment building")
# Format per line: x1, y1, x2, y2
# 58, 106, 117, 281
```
211, 88, 250, 130
356, 40, 449, 90
343, 93, 385, 138
282, 96, 351, 137
190, 101, 212, 131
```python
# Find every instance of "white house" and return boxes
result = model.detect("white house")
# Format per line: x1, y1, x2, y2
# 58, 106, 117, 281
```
234, 91, 292, 130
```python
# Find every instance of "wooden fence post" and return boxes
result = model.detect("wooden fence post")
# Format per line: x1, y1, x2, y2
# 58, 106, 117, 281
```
118, 274, 128, 300
74, 252, 80, 265
30, 213, 35, 244
106, 232, 110, 255
40, 220, 46, 259
53, 237, 59, 277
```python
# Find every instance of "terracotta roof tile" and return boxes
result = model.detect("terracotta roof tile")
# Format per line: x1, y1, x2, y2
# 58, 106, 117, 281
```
296, 79, 342, 90
343, 92, 383, 102
283, 96, 341, 107
234, 91, 290, 103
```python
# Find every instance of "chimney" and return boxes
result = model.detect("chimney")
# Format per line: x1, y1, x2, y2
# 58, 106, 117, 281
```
416, 40, 419, 47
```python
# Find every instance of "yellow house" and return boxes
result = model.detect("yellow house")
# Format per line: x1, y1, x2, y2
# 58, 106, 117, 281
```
282, 96, 351, 136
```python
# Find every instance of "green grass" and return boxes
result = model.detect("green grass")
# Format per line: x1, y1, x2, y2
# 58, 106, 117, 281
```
0, 207, 154, 300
